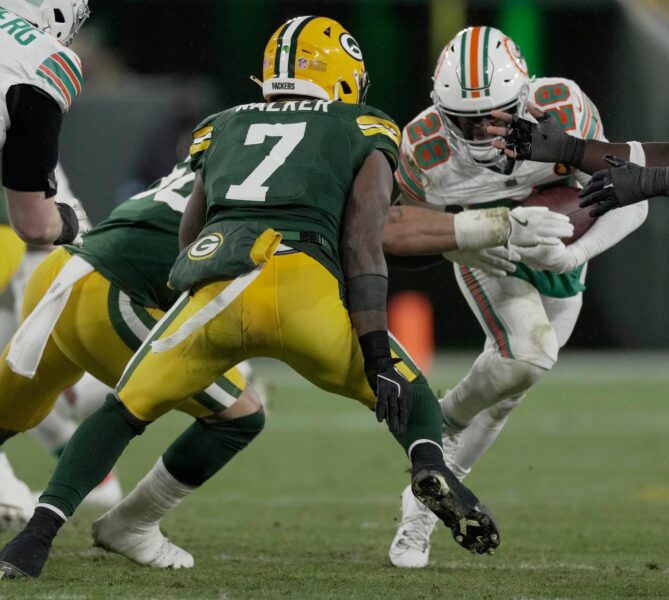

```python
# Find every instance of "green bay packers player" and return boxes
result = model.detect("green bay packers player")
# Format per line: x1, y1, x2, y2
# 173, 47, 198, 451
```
0, 16, 508, 579
386, 26, 648, 568
0, 155, 267, 568
0, 0, 89, 246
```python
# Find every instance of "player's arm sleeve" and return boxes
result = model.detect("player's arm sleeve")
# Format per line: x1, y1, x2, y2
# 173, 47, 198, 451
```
566, 201, 647, 267
2, 84, 63, 197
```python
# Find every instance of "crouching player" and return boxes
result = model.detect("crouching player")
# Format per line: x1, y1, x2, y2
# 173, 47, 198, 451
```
0, 159, 265, 569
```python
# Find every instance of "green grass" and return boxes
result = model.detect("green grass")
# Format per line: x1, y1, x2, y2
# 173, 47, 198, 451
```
1, 352, 669, 599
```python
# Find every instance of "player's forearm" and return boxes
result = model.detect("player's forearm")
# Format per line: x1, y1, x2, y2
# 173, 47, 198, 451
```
580, 142, 669, 173
5, 190, 64, 245
579, 141, 630, 174
382, 205, 458, 255
383, 205, 515, 255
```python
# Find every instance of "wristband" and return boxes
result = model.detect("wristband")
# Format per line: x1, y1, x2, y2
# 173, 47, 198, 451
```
358, 330, 392, 365
53, 202, 79, 245
565, 135, 585, 169
640, 167, 669, 198
346, 274, 388, 313
454, 207, 510, 250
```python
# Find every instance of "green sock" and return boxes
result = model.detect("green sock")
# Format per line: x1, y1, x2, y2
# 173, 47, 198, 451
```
392, 374, 443, 454
39, 395, 148, 517
163, 409, 265, 487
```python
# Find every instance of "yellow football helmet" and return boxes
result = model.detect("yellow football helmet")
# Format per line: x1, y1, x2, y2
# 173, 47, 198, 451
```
262, 16, 369, 104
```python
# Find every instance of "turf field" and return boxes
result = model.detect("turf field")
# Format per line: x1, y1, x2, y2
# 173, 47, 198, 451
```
1, 352, 668, 599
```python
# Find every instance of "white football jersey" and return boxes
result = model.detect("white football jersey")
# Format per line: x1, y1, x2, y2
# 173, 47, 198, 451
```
396, 77, 606, 209
0, 8, 82, 149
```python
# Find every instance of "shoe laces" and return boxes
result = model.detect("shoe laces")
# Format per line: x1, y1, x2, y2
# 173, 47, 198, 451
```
396, 513, 434, 552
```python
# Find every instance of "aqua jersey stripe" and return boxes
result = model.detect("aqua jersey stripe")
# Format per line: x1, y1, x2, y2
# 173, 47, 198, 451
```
585, 96, 600, 139
36, 69, 67, 105
460, 266, 514, 358
43, 57, 78, 100
460, 29, 468, 98
397, 156, 425, 201
54, 52, 82, 93
287, 16, 316, 78
482, 27, 491, 95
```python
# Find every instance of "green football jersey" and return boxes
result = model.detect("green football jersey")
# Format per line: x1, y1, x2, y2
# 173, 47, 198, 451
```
189, 99, 400, 276
67, 160, 195, 309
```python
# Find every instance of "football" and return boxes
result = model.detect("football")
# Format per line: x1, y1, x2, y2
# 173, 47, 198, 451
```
522, 186, 596, 244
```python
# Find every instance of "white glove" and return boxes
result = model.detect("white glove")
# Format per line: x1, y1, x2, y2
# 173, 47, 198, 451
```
444, 246, 521, 277
57, 194, 91, 247
512, 241, 579, 273
509, 206, 573, 247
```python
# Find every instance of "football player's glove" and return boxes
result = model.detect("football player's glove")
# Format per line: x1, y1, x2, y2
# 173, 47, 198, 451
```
367, 357, 413, 436
443, 246, 520, 277
508, 206, 573, 247
53, 195, 90, 246
504, 106, 585, 166
579, 156, 669, 217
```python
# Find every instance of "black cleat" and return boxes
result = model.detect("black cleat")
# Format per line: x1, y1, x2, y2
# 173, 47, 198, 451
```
411, 466, 500, 555
0, 560, 29, 580
0, 506, 65, 579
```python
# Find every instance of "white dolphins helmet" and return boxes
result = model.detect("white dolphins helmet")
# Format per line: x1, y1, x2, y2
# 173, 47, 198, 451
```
0, 0, 90, 45
431, 26, 530, 166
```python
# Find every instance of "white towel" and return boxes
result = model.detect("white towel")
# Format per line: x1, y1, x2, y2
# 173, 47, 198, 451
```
7, 255, 94, 378
152, 265, 264, 354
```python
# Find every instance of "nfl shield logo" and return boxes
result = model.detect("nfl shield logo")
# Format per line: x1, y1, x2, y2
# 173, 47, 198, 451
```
297, 57, 308, 70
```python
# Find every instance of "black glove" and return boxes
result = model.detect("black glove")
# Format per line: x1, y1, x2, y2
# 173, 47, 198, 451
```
506, 112, 585, 166
367, 357, 413, 436
578, 156, 669, 217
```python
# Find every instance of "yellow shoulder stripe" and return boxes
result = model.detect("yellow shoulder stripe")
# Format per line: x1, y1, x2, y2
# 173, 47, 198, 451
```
356, 116, 401, 147
190, 125, 213, 156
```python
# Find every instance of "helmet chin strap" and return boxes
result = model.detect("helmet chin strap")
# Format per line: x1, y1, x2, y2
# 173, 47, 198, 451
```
333, 78, 343, 102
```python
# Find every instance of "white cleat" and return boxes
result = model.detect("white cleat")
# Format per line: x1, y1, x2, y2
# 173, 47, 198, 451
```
92, 509, 194, 569
388, 485, 438, 568
0, 454, 35, 532
81, 472, 123, 509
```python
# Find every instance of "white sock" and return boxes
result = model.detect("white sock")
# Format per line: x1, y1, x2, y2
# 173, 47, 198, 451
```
452, 395, 524, 480
111, 457, 195, 528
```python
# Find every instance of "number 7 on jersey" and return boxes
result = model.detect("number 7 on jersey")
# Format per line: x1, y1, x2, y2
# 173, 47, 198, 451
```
226, 122, 307, 202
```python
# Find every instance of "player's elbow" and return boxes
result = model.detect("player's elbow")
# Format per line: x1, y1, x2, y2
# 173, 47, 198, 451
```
12, 219, 58, 245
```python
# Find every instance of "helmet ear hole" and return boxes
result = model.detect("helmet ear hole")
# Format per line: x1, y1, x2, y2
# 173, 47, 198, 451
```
54, 9, 65, 23
340, 81, 352, 95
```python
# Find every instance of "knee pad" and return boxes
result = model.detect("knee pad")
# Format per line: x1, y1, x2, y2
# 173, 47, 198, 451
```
479, 350, 549, 402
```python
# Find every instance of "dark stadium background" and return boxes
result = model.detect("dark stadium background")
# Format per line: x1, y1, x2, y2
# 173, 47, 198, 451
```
56, 0, 669, 350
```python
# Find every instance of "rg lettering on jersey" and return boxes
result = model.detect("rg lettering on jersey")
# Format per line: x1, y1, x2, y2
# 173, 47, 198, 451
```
235, 100, 331, 113
0, 10, 43, 46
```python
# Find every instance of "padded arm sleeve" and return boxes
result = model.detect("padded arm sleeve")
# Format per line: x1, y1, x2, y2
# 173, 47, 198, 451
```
2, 84, 63, 197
